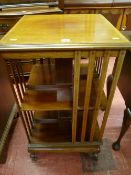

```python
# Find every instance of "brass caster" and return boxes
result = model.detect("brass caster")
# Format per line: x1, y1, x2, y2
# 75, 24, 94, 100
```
90, 153, 99, 161
30, 153, 37, 161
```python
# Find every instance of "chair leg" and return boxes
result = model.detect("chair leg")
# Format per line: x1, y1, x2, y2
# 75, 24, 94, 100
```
107, 74, 113, 98
112, 108, 131, 151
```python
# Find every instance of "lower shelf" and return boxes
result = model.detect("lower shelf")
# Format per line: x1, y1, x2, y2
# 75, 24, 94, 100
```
29, 111, 100, 144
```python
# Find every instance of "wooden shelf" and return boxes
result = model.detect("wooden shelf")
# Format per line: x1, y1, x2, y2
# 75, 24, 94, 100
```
21, 89, 73, 111
26, 59, 91, 90
30, 111, 100, 144
26, 59, 73, 90
21, 60, 107, 111
33, 111, 71, 123
21, 59, 106, 144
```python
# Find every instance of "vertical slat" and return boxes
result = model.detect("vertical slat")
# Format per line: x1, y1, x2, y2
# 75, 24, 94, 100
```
49, 59, 56, 84
98, 57, 103, 75
25, 111, 32, 133
10, 61, 23, 102
18, 60, 26, 89
19, 60, 33, 126
12, 61, 32, 131
89, 51, 110, 142
81, 51, 96, 143
95, 57, 102, 76
30, 111, 34, 119
116, 9, 124, 30
12, 61, 31, 139
26, 111, 33, 127
95, 58, 99, 73
21, 111, 31, 142
28, 111, 34, 123
72, 51, 81, 143
99, 50, 126, 140
6, 60, 30, 142
8, 61, 21, 108
18, 60, 33, 126
15, 61, 25, 97
19, 59, 33, 129
121, 9, 127, 30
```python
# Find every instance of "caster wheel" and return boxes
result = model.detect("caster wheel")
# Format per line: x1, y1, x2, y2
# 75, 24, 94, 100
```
90, 153, 99, 161
14, 112, 19, 119
112, 141, 120, 151
30, 153, 37, 161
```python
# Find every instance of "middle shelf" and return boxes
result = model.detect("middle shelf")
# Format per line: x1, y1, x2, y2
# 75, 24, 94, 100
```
21, 89, 73, 111
20, 58, 107, 111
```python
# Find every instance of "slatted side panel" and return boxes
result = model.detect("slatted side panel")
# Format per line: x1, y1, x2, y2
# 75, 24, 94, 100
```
99, 50, 126, 140
89, 51, 110, 142
6, 59, 34, 142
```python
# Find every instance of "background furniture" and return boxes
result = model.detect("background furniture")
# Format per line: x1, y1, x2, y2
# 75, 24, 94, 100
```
111, 31, 131, 150
0, 14, 130, 160
60, 0, 131, 31
0, 0, 61, 36
0, 0, 131, 32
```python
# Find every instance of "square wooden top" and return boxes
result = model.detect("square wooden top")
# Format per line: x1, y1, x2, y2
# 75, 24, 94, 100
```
0, 14, 130, 50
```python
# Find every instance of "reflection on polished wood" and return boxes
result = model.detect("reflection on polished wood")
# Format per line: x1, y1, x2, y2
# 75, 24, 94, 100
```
0, 14, 129, 48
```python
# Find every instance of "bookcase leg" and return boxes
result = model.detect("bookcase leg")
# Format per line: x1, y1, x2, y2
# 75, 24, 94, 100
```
90, 153, 99, 161
30, 153, 37, 161
89, 148, 100, 161
107, 74, 113, 98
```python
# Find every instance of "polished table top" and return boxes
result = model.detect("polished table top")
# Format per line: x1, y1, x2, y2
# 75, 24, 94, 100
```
0, 14, 130, 50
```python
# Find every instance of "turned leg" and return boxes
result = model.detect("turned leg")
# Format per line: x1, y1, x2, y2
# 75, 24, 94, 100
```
112, 108, 131, 151
107, 74, 113, 98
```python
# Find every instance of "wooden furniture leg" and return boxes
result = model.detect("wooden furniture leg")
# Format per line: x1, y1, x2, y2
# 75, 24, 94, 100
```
112, 108, 131, 151
30, 152, 37, 161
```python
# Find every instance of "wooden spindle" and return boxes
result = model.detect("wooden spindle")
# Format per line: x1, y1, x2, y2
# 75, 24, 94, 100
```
89, 51, 110, 142
81, 51, 96, 143
21, 111, 31, 142
10, 61, 23, 102
15, 61, 25, 97
72, 51, 81, 143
